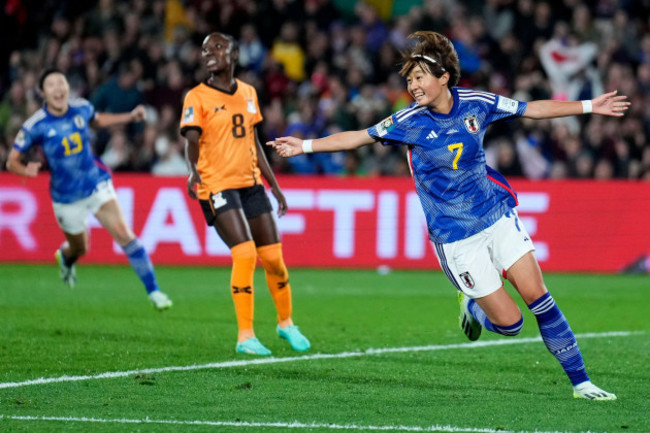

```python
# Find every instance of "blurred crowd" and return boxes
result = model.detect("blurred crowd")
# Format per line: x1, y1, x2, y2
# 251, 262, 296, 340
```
1, 0, 649, 180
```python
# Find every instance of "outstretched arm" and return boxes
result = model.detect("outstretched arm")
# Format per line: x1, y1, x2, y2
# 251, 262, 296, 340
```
523, 91, 630, 119
92, 105, 146, 128
267, 130, 376, 157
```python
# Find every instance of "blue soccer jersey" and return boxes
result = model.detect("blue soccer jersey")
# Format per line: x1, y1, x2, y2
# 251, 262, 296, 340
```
367, 87, 528, 243
13, 98, 111, 204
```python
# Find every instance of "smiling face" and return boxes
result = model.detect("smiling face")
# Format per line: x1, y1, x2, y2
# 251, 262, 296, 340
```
41, 72, 70, 116
201, 33, 236, 75
406, 65, 449, 108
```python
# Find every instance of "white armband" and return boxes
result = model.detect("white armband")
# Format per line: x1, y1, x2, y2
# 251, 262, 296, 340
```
302, 139, 313, 154
581, 100, 592, 114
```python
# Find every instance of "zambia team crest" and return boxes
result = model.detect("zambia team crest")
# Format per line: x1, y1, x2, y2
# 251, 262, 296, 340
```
245, 98, 257, 114
459, 272, 475, 289
463, 114, 480, 134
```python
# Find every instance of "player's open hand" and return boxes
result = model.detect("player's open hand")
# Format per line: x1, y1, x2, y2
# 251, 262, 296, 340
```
24, 161, 42, 177
266, 136, 303, 157
592, 91, 630, 117
130, 105, 147, 122
186, 171, 202, 200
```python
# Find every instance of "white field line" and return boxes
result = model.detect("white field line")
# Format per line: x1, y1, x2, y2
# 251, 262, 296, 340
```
0, 414, 610, 433
0, 331, 640, 390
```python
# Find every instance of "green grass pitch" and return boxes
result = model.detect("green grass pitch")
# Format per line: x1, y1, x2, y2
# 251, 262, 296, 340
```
0, 264, 648, 432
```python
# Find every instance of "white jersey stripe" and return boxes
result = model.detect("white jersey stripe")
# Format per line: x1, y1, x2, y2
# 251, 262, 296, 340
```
457, 90, 495, 99
397, 106, 427, 123
396, 105, 427, 122
459, 96, 495, 104
23, 109, 46, 130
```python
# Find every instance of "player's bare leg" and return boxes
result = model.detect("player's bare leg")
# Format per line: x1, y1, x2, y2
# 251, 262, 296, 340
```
95, 199, 172, 310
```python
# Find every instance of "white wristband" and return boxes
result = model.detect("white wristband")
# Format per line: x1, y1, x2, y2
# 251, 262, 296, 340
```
302, 139, 313, 154
581, 100, 592, 114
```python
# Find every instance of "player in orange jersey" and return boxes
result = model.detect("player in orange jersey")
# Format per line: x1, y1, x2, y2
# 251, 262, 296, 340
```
180, 32, 310, 355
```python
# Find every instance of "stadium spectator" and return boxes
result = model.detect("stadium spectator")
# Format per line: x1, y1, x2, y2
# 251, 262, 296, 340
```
151, 131, 188, 176
5, 68, 172, 310
238, 24, 266, 75
271, 22, 306, 82
180, 32, 310, 356
269, 31, 629, 400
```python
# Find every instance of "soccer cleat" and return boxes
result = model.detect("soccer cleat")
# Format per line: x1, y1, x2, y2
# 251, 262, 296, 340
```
55, 249, 76, 288
236, 337, 272, 356
458, 291, 482, 341
573, 381, 617, 401
277, 325, 311, 351
148, 290, 173, 310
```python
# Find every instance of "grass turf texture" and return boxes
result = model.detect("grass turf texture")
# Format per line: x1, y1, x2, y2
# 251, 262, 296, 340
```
0, 264, 648, 433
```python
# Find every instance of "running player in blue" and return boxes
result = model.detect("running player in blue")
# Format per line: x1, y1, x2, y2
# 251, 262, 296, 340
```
268, 31, 630, 400
6, 68, 173, 310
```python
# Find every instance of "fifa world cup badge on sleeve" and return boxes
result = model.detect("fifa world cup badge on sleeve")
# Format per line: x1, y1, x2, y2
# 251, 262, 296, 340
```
497, 95, 519, 114
183, 106, 194, 123
15, 130, 26, 148
377, 116, 396, 137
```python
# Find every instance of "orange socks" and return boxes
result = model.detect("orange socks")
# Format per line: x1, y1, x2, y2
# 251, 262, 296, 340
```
230, 241, 257, 338
257, 243, 292, 324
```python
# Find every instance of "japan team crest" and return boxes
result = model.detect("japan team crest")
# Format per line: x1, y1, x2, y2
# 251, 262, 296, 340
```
459, 272, 475, 289
73, 115, 85, 128
463, 114, 480, 134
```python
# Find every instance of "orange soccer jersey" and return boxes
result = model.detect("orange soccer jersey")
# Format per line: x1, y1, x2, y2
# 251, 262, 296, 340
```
180, 79, 263, 199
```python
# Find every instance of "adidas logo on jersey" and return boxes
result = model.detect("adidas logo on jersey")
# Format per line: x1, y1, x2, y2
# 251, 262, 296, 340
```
426, 130, 438, 139
47, 129, 57, 137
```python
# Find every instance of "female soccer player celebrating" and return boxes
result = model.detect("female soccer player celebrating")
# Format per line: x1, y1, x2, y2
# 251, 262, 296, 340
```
7, 68, 172, 310
269, 31, 629, 399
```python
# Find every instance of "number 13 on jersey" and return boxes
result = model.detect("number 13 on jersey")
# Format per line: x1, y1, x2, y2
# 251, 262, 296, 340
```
447, 142, 463, 170
62, 132, 83, 156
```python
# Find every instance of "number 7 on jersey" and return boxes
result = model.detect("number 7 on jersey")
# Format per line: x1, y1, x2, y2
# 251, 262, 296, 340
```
447, 142, 463, 170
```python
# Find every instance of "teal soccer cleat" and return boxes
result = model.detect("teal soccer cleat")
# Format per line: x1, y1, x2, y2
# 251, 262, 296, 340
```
236, 337, 272, 356
277, 325, 311, 351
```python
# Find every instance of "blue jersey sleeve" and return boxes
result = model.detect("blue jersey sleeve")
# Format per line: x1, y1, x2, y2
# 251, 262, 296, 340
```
13, 125, 37, 153
486, 94, 527, 123
367, 105, 424, 146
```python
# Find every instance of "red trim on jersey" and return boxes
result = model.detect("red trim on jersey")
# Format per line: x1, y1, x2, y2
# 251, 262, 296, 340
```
407, 148, 414, 178
487, 174, 518, 206
94, 159, 112, 175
